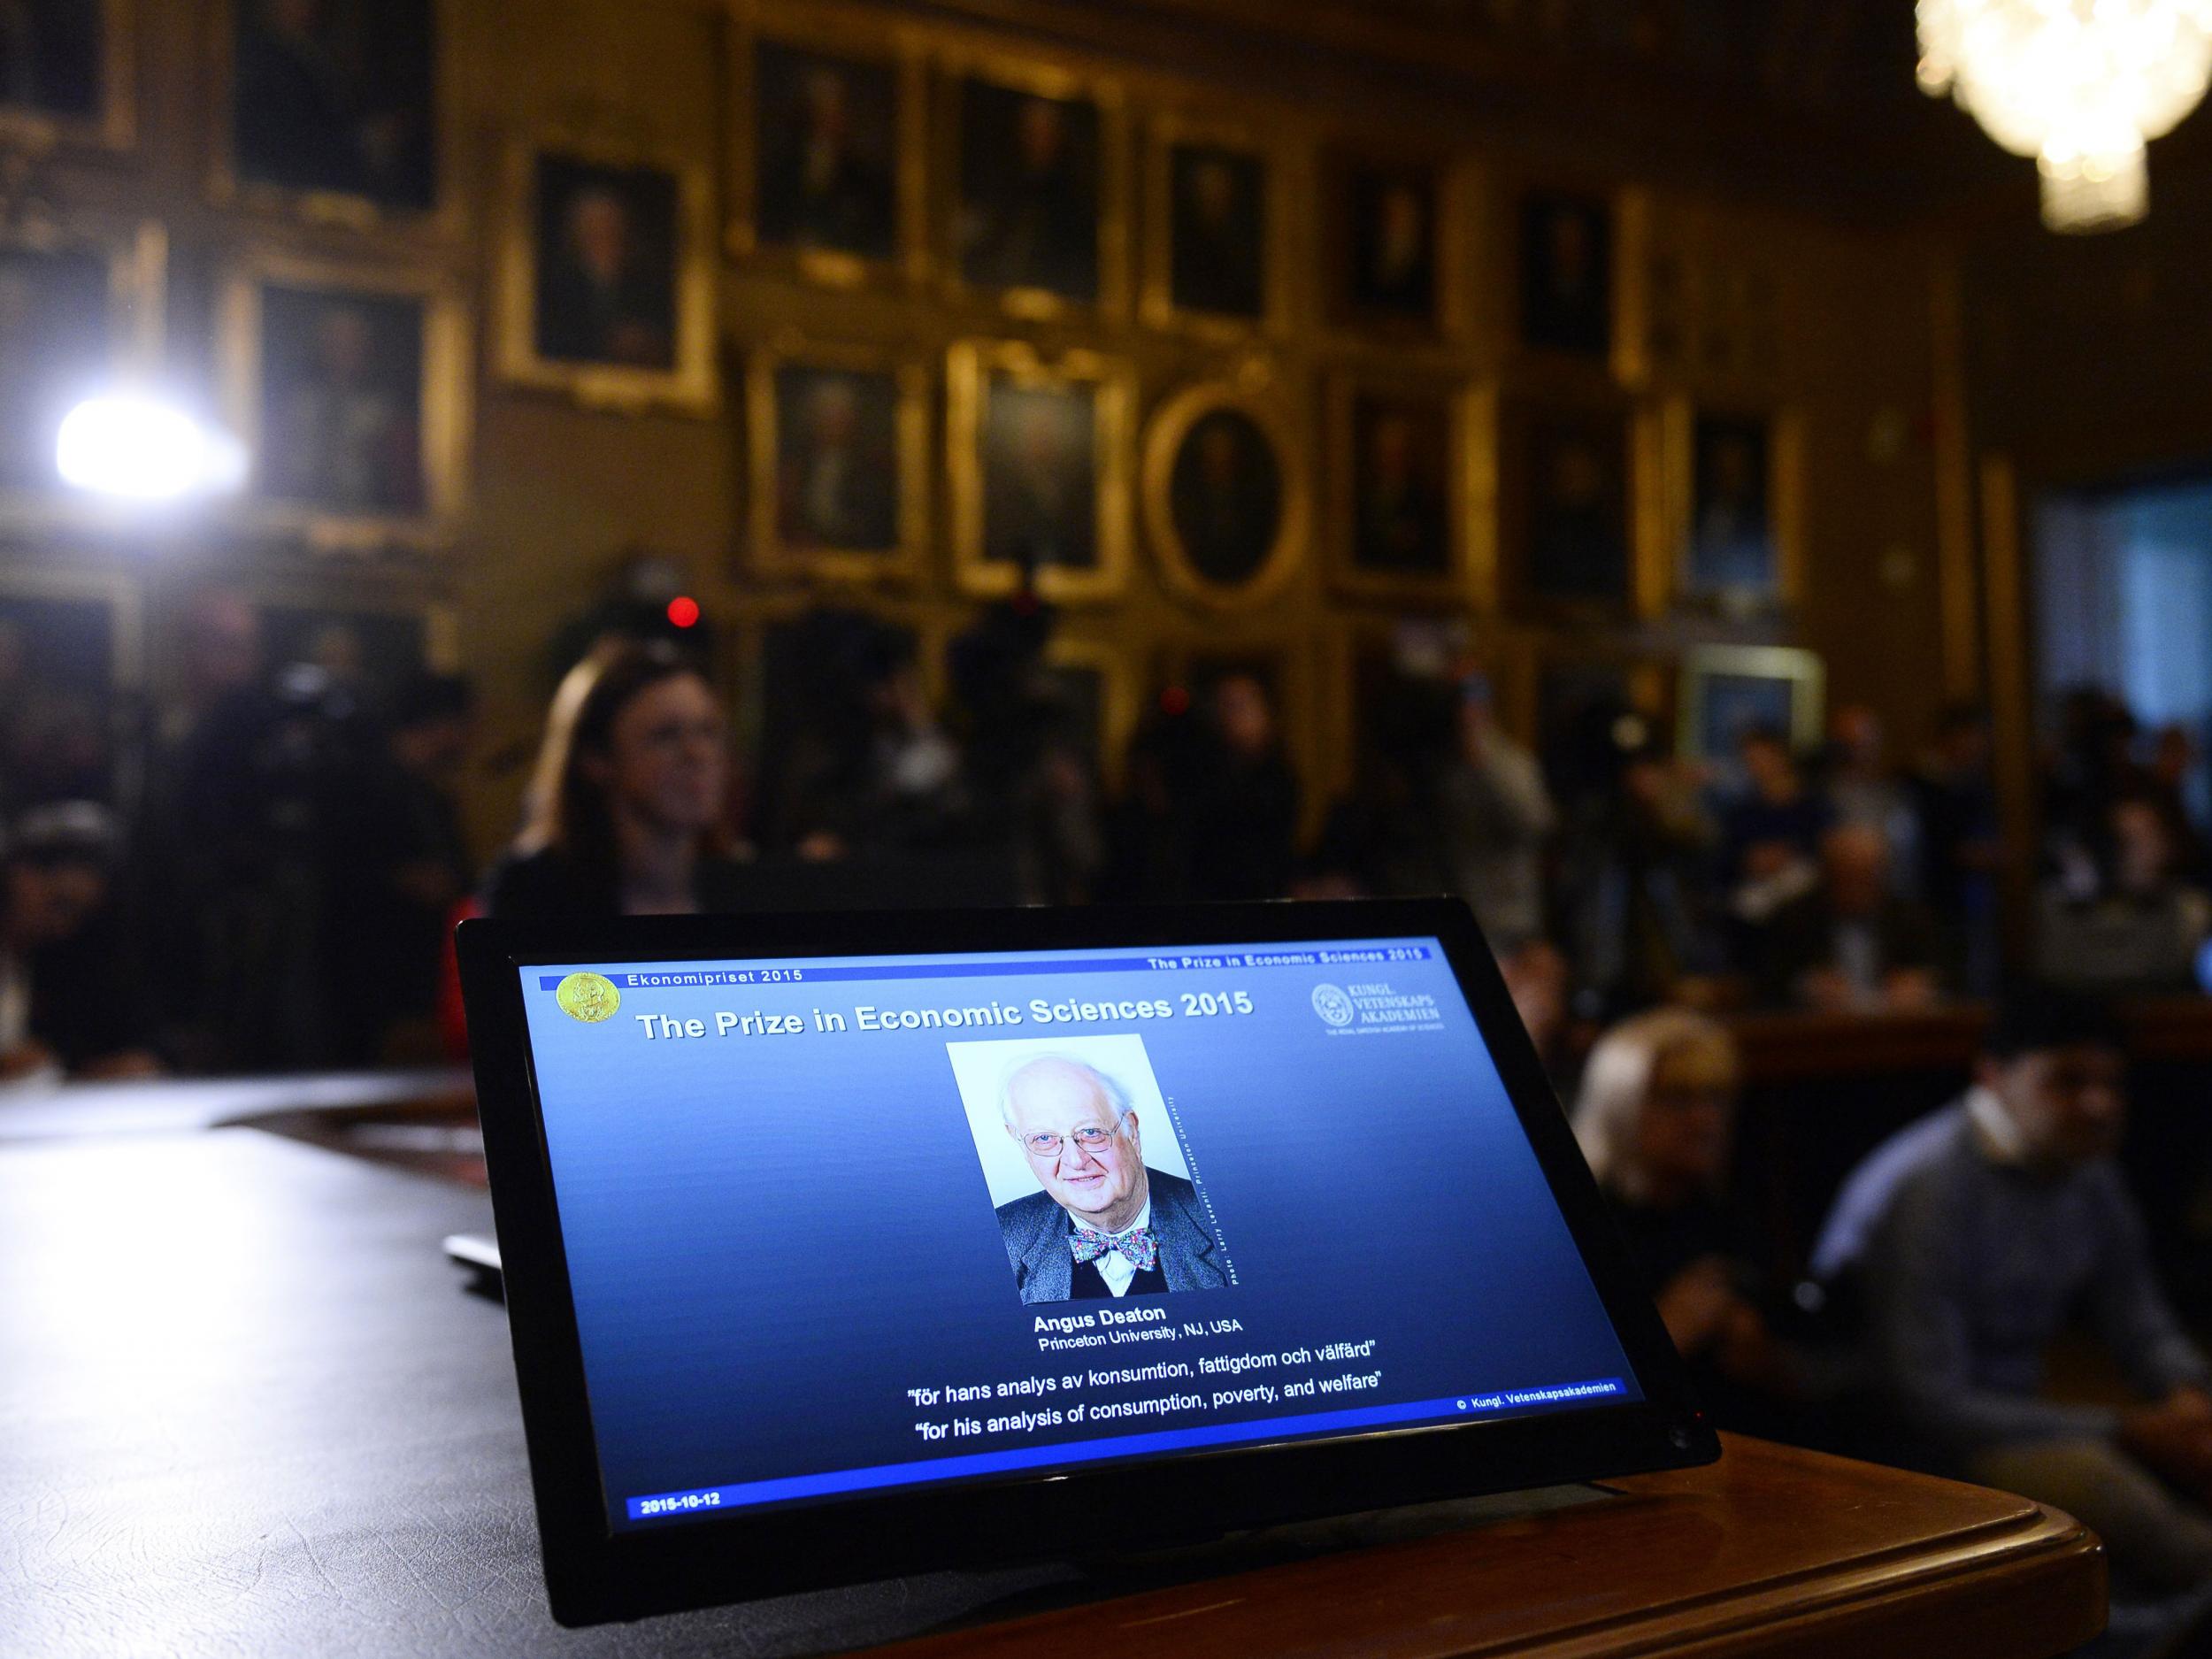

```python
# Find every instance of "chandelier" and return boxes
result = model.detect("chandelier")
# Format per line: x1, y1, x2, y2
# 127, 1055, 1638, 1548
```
1916, 0, 2212, 232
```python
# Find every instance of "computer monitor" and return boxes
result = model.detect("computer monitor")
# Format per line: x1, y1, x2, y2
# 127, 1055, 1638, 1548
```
458, 899, 1714, 1625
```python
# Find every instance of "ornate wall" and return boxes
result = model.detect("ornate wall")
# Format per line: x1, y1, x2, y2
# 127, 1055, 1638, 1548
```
0, 0, 1966, 856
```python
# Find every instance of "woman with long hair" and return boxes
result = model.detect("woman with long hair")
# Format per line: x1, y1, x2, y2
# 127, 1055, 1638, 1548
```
481, 638, 742, 918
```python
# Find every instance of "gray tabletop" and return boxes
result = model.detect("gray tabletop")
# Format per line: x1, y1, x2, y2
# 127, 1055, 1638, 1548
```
0, 1118, 1079, 1658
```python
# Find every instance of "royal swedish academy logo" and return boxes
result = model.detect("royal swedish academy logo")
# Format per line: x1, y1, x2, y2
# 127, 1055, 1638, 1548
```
1310, 983, 1356, 1027
556, 972, 621, 1024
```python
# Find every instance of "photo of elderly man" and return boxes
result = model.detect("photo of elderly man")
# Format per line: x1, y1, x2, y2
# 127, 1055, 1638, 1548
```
993, 1053, 1225, 1304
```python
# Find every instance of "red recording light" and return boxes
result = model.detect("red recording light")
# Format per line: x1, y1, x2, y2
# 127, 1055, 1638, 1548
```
1159, 685, 1190, 716
665, 595, 701, 629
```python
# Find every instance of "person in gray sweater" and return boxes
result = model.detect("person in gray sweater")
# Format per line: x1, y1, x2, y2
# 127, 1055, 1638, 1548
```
1812, 987, 2212, 1594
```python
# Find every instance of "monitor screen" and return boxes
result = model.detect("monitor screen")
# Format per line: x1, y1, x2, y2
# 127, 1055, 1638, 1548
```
517, 936, 1646, 1534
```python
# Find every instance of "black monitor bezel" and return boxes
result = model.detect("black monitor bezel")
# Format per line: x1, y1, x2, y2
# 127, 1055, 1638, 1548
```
459, 898, 1717, 1626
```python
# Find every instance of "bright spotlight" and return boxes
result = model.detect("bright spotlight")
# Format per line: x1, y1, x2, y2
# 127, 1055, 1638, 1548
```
56, 396, 248, 503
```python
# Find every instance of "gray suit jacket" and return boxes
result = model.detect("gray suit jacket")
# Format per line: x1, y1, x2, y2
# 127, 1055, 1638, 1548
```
995, 1169, 1226, 1304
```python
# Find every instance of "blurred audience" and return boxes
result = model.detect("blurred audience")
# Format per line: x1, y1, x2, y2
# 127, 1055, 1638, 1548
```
1432, 674, 1554, 949
1909, 702, 2002, 996
1183, 672, 1301, 903
1811, 987, 2212, 1598
1744, 823, 1942, 1012
1718, 724, 1832, 931
0, 803, 159, 1081
1821, 704, 1919, 894
482, 639, 741, 918
1571, 1009, 1827, 1439
2039, 795, 2212, 995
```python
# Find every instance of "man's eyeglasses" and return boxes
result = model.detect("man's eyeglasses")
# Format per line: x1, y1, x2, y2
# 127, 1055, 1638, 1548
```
1018, 1125, 1120, 1159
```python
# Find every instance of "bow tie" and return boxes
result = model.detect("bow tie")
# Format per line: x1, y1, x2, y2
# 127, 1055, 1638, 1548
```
1071, 1225, 1159, 1272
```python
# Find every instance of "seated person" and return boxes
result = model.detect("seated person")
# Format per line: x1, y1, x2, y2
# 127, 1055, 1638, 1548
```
0, 803, 162, 1081
1744, 823, 1942, 1012
1810, 987, 2212, 1598
2038, 795, 2212, 995
1717, 725, 1831, 926
1571, 1009, 1819, 1439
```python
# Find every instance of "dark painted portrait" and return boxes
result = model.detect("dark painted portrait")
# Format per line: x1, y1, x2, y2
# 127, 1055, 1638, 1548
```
1522, 408, 1630, 605
0, 594, 117, 807
1688, 413, 1776, 595
981, 377, 1097, 573
957, 81, 1100, 300
257, 284, 423, 514
1169, 142, 1263, 319
1520, 193, 1611, 355
1350, 392, 1450, 577
754, 42, 895, 262
233, 0, 436, 210
1345, 163, 1436, 323
1167, 408, 1281, 588
0, 247, 107, 491
0, 0, 101, 119
774, 365, 899, 553
534, 153, 680, 370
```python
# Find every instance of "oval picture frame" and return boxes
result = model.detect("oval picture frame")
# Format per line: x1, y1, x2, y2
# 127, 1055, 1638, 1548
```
1141, 381, 1306, 610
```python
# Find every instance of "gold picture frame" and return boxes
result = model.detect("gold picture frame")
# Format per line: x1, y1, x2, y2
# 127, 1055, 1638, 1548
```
1325, 372, 1493, 608
495, 132, 718, 414
1659, 396, 1805, 612
217, 250, 471, 551
1141, 379, 1307, 611
948, 339, 1133, 604
1139, 110, 1292, 339
1677, 642, 1824, 763
1321, 144, 1471, 342
204, 0, 457, 232
745, 340, 929, 583
0, 219, 164, 530
726, 8, 928, 288
0, 0, 134, 152
1041, 634, 1138, 790
1498, 388, 1656, 624
937, 51, 1130, 323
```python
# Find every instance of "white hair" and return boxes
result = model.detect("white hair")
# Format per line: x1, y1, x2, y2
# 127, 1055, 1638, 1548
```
1569, 1007, 1737, 1200
999, 1054, 1132, 1128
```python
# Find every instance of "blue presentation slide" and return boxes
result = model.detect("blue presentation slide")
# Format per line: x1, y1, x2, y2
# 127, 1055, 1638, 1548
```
518, 937, 1642, 1532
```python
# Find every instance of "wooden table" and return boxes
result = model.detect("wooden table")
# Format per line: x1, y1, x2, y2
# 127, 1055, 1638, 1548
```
0, 1082, 2105, 1658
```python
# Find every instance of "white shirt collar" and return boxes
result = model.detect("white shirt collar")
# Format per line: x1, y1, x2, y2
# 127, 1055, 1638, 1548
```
1965, 1083, 2030, 1166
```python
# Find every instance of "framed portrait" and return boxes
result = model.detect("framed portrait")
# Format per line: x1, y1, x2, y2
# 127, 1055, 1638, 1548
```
1677, 643, 1824, 764
497, 135, 716, 412
219, 253, 470, 547
0, 0, 131, 150
1041, 635, 1136, 789
731, 28, 922, 285
0, 565, 141, 809
254, 592, 457, 702
948, 341, 1132, 603
945, 59, 1126, 317
213, 0, 437, 217
1327, 151, 1463, 334
1502, 397, 1637, 617
1141, 114, 1283, 334
746, 343, 927, 582
1141, 382, 1304, 610
1519, 191, 1613, 357
1671, 404, 1801, 608
0, 222, 162, 518
1328, 376, 1487, 605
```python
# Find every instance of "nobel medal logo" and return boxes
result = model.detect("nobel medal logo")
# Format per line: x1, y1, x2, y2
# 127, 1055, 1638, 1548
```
557, 972, 621, 1024
1310, 982, 1356, 1027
